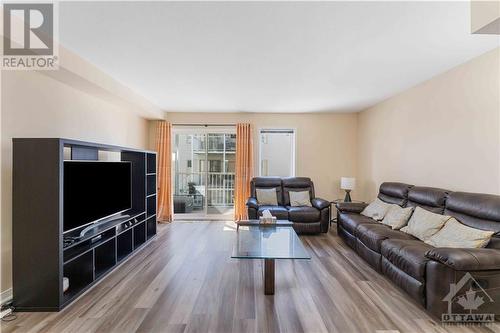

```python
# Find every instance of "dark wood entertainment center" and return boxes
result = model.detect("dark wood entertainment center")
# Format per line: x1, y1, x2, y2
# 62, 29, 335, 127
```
12, 138, 157, 311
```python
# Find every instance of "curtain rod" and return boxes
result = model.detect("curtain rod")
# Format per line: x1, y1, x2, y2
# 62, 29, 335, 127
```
173, 123, 236, 127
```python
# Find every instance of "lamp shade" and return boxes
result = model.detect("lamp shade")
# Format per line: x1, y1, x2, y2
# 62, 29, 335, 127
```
340, 177, 356, 190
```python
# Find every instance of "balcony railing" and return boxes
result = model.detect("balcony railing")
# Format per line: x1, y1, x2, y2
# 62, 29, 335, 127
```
174, 171, 235, 207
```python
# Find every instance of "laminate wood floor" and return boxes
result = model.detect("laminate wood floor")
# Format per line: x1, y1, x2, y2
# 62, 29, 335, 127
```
2, 222, 499, 333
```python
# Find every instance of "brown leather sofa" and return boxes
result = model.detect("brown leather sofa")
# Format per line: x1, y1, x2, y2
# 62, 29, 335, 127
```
337, 182, 500, 319
246, 177, 330, 233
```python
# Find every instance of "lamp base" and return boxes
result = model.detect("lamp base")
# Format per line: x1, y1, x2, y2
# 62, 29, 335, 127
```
344, 190, 352, 203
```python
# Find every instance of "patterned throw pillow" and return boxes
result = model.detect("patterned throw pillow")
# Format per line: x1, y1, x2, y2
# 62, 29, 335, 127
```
360, 198, 391, 220
381, 205, 414, 230
256, 188, 278, 206
289, 191, 311, 207
400, 206, 451, 241
425, 218, 494, 248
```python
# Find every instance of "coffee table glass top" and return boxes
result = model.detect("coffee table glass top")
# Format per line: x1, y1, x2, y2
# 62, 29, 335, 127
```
232, 226, 311, 260
236, 220, 293, 226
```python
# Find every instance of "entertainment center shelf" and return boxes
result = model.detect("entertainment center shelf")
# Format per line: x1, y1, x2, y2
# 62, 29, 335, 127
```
12, 138, 157, 311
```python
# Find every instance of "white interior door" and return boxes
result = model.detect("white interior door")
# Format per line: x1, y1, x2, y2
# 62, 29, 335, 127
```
259, 129, 295, 177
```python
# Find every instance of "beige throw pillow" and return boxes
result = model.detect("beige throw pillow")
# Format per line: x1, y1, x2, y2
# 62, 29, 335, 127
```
289, 191, 311, 207
425, 218, 494, 248
360, 198, 391, 221
401, 206, 451, 241
381, 205, 414, 230
256, 188, 278, 206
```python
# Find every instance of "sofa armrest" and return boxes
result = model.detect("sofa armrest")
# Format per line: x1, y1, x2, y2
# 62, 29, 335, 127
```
336, 202, 367, 214
426, 248, 500, 271
311, 197, 329, 210
246, 197, 259, 210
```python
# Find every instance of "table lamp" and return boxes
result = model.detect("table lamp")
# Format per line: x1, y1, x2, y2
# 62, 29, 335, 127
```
340, 177, 355, 202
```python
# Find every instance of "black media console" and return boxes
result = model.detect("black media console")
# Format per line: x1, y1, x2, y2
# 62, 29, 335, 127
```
12, 138, 157, 311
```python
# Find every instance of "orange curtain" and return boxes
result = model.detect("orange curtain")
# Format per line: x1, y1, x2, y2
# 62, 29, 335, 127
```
156, 121, 173, 222
234, 123, 254, 221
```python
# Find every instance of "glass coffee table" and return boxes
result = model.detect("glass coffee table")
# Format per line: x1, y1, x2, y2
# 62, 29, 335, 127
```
231, 224, 311, 295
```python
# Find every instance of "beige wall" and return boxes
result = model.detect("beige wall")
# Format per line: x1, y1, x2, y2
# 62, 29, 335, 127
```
160, 112, 358, 201
357, 47, 500, 201
1, 70, 150, 294
471, 0, 500, 34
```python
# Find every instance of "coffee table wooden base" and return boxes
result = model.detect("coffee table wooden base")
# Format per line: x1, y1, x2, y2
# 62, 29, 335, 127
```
264, 259, 275, 295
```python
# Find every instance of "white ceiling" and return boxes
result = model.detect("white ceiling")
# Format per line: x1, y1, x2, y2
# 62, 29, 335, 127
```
59, 1, 499, 113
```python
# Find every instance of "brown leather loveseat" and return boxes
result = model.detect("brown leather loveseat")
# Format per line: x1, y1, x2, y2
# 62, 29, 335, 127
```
246, 177, 330, 233
337, 182, 500, 319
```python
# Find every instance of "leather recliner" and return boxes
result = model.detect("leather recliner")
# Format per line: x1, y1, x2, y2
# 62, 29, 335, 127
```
337, 182, 500, 319
246, 177, 330, 233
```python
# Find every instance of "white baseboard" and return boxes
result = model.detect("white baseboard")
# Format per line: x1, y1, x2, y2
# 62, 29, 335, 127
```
1, 288, 12, 305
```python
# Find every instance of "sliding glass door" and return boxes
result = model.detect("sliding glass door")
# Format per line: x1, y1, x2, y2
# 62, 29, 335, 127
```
172, 127, 236, 219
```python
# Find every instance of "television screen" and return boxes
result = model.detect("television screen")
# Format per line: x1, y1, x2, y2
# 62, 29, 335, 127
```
64, 161, 132, 233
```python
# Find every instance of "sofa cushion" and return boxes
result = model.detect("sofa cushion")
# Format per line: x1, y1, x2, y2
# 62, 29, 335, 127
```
287, 206, 320, 223
401, 207, 451, 241
256, 188, 278, 206
425, 218, 494, 248
381, 205, 414, 230
361, 198, 391, 220
282, 177, 314, 206
251, 177, 283, 205
257, 206, 289, 219
289, 190, 312, 207
339, 213, 377, 235
444, 192, 500, 249
407, 186, 449, 214
382, 239, 434, 282
355, 224, 415, 253
378, 182, 413, 206
444, 192, 500, 234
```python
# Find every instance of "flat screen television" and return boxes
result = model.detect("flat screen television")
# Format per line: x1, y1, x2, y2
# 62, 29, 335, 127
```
63, 161, 132, 233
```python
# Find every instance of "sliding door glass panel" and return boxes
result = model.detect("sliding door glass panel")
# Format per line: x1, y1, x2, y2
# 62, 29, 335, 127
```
173, 128, 235, 218
259, 130, 295, 177
206, 133, 236, 215
173, 133, 206, 215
